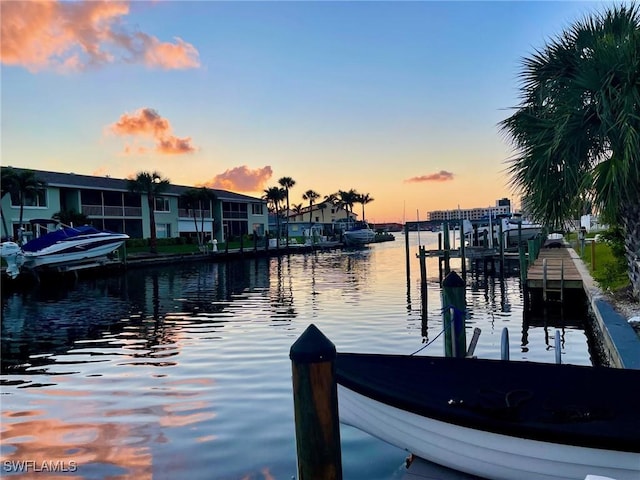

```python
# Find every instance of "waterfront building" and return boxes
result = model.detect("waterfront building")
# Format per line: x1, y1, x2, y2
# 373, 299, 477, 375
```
427, 198, 512, 222
0, 167, 268, 243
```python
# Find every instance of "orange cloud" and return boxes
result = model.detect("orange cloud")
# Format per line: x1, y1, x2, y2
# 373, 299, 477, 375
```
405, 170, 455, 183
109, 108, 196, 155
0, 0, 200, 73
202, 166, 273, 192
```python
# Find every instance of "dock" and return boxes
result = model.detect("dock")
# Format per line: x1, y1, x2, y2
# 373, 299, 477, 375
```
525, 246, 583, 300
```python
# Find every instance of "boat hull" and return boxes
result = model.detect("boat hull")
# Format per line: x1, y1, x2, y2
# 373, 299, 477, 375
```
339, 386, 638, 480
24, 235, 128, 269
343, 229, 376, 246
336, 353, 640, 480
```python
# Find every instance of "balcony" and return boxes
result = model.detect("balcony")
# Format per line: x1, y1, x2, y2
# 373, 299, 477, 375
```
82, 205, 142, 217
178, 208, 211, 219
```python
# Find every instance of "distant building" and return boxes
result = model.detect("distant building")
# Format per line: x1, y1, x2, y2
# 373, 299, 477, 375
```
427, 198, 511, 222
0, 167, 268, 243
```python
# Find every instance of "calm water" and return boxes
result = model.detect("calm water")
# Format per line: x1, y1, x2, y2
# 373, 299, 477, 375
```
0, 232, 596, 479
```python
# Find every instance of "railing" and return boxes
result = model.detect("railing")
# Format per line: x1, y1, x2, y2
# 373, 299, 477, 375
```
82, 205, 142, 217
178, 208, 211, 218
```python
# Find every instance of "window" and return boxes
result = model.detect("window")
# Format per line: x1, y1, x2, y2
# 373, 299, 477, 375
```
155, 196, 170, 212
222, 202, 247, 219
11, 188, 47, 208
156, 223, 172, 238
251, 203, 263, 215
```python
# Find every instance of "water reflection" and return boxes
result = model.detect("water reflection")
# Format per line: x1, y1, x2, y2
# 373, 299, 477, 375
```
0, 236, 597, 479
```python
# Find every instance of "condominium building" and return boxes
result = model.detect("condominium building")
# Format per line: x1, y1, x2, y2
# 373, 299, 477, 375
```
427, 198, 512, 222
0, 167, 268, 243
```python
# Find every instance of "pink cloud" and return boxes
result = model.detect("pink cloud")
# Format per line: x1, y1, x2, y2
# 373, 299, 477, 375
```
202, 166, 273, 192
405, 170, 455, 183
0, 0, 200, 73
109, 108, 196, 155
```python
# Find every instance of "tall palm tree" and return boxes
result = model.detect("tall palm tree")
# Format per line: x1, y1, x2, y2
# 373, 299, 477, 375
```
302, 189, 320, 238
0, 167, 17, 240
127, 171, 171, 254
338, 189, 358, 220
278, 176, 296, 245
263, 186, 286, 248
357, 193, 374, 222
197, 187, 217, 245
180, 188, 202, 245
12, 169, 47, 243
499, 4, 640, 299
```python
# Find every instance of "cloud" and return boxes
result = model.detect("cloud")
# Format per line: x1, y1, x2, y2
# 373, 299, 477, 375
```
201, 166, 273, 192
405, 170, 455, 183
1, 0, 200, 73
109, 108, 196, 155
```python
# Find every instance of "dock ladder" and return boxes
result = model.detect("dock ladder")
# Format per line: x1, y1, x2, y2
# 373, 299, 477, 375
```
542, 258, 564, 302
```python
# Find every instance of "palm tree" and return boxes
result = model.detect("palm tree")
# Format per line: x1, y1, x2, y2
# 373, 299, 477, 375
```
278, 176, 296, 245
12, 170, 47, 243
263, 186, 286, 248
1, 167, 17, 240
499, 4, 640, 298
302, 189, 320, 238
180, 188, 202, 245
127, 171, 170, 254
338, 189, 358, 220
197, 187, 217, 245
292, 203, 303, 219
52, 209, 89, 227
357, 193, 374, 222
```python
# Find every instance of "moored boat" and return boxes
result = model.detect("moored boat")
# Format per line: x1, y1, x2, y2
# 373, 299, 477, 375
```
336, 353, 640, 480
0, 225, 129, 279
341, 221, 376, 246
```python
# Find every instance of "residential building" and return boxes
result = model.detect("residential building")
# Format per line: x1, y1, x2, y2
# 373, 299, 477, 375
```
427, 198, 512, 222
0, 167, 268, 243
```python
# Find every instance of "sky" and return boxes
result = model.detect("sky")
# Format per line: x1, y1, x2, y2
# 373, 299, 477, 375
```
0, 0, 622, 223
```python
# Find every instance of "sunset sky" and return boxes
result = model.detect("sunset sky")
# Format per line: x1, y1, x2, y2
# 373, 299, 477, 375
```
1, 1, 619, 223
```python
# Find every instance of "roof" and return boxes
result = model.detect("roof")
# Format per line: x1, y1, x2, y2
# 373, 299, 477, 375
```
2, 167, 265, 203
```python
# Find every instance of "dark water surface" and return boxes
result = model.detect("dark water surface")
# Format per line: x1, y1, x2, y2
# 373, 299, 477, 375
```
1, 232, 596, 479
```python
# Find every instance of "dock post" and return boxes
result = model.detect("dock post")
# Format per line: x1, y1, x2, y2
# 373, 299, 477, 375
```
501, 327, 510, 360
443, 222, 451, 277
519, 244, 527, 284
527, 239, 535, 267
591, 239, 596, 271
498, 218, 505, 274
460, 219, 466, 280
441, 271, 466, 358
554, 330, 562, 364
290, 324, 343, 480
405, 223, 411, 284
438, 232, 443, 283
419, 246, 428, 320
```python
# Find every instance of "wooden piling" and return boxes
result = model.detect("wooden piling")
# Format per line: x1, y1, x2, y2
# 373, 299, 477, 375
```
419, 246, 428, 320
459, 218, 466, 280
404, 223, 411, 285
441, 271, 466, 358
290, 324, 343, 480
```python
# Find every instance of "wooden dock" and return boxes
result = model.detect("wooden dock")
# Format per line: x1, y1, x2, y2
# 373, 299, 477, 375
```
526, 247, 583, 299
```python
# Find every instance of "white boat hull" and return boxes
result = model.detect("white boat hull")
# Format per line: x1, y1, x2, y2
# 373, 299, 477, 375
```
343, 229, 375, 246
338, 385, 638, 480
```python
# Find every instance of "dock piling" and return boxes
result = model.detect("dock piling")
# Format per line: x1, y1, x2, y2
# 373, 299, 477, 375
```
290, 324, 343, 480
441, 271, 466, 358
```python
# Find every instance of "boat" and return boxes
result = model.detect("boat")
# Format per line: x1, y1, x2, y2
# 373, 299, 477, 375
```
341, 221, 376, 246
0, 225, 129, 279
470, 215, 542, 248
336, 353, 640, 480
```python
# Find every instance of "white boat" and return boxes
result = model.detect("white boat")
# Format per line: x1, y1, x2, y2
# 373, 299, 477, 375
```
471, 215, 542, 248
341, 221, 376, 246
1, 225, 129, 279
336, 353, 640, 480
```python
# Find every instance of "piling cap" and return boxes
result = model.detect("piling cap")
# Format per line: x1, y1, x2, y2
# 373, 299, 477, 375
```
290, 324, 336, 364
442, 271, 465, 288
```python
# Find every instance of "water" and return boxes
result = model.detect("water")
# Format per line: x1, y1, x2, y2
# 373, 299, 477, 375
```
0, 232, 596, 479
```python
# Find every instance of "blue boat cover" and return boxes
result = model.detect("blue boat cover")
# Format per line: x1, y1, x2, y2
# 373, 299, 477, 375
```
22, 226, 105, 252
